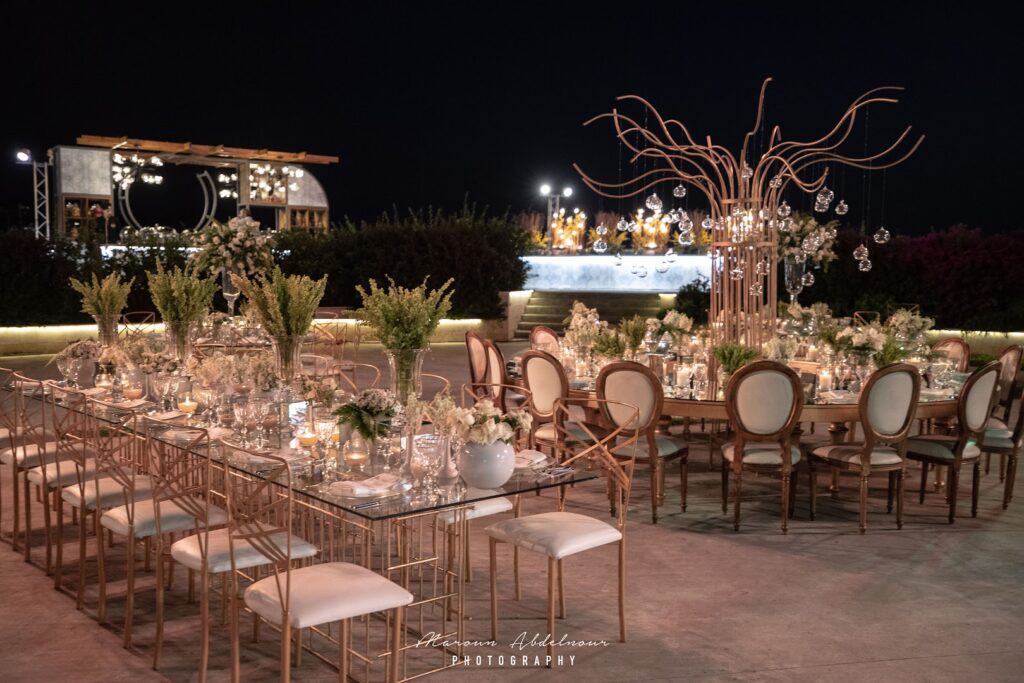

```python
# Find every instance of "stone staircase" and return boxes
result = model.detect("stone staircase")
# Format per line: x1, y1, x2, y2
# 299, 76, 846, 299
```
513, 291, 665, 339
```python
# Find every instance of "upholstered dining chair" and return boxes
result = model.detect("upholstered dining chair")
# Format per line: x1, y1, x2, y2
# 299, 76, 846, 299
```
483, 339, 528, 411
989, 344, 1022, 430
597, 361, 689, 523
520, 350, 588, 453
486, 397, 639, 664
330, 361, 381, 394
808, 363, 922, 533
721, 361, 804, 533
119, 311, 157, 340
530, 325, 561, 356
977, 380, 1023, 510
931, 337, 971, 373
905, 361, 1001, 523
224, 451, 412, 683
465, 331, 489, 400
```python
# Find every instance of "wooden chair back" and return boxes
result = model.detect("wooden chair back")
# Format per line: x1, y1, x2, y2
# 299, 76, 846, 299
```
724, 361, 804, 473
331, 361, 381, 394
954, 362, 1002, 458
84, 396, 143, 515
465, 332, 489, 399
858, 363, 921, 452
596, 361, 663, 459
530, 326, 561, 356
40, 380, 89, 488
995, 345, 1023, 411
931, 337, 970, 373
520, 350, 569, 429
482, 340, 508, 410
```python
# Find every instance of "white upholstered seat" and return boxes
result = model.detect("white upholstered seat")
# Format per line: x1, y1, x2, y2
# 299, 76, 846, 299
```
245, 562, 414, 629
171, 526, 318, 573
906, 435, 981, 461
486, 511, 622, 560
61, 475, 154, 510
101, 498, 228, 538
437, 489, 513, 524
26, 458, 99, 488
987, 416, 1009, 431
723, 442, 802, 466
812, 443, 903, 466
2, 440, 84, 468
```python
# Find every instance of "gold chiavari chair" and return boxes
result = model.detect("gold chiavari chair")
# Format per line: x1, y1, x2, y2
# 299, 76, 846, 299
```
906, 362, 1001, 523
809, 363, 923, 533
222, 448, 412, 683
420, 372, 451, 398
331, 361, 381, 395
720, 361, 804, 533
299, 353, 334, 378
487, 397, 639, 664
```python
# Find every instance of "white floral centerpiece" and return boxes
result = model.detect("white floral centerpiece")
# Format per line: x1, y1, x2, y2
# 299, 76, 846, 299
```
334, 388, 403, 441
563, 301, 603, 349
185, 351, 233, 387
779, 213, 839, 267
234, 351, 280, 393
301, 375, 339, 405
763, 336, 799, 361
885, 308, 934, 345
453, 399, 532, 489
192, 215, 273, 278
837, 324, 887, 359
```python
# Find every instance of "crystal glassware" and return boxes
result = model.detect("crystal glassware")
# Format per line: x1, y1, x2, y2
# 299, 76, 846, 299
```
233, 401, 253, 446
784, 256, 804, 304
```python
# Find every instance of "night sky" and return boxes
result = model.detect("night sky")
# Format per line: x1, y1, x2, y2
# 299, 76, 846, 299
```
1, 4, 1018, 234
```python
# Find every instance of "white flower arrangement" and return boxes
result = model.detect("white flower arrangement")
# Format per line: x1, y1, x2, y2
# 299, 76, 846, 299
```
185, 351, 234, 387
563, 301, 603, 349
192, 215, 273, 277
779, 213, 838, 266
453, 398, 532, 446
300, 375, 338, 404
53, 340, 100, 363
837, 324, 887, 355
885, 309, 934, 344
763, 336, 799, 361
137, 350, 181, 375
234, 351, 280, 392
334, 388, 403, 440
98, 345, 133, 370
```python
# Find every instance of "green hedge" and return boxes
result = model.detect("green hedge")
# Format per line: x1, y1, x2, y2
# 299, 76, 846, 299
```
0, 206, 528, 325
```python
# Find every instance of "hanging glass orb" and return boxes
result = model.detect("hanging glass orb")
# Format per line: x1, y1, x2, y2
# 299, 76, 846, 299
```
665, 211, 680, 224
627, 221, 639, 233
616, 218, 628, 232
816, 186, 834, 205
853, 244, 869, 261
749, 282, 764, 296
677, 229, 694, 246
655, 261, 670, 274
770, 176, 783, 189
802, 272, 815, 286
679, 213, 693, 230
873, 226, 891, 244
814, 200, 828, 213
701, 217, 713, 230
794, 252, 808, 264
672, 184, 687, 198
645, 193, 663, 211
729, 264, 745, 281
754, 259, 769, 276
636, 266, 649, 278
778, 217, 792, 233
596, 223, 608, 236
777, 201, 792, 218
741, 163, 754, 179
835, 200, 849, 216
665, 248, 677, 262
858, 258, 873, 272
593, 239, 608, 253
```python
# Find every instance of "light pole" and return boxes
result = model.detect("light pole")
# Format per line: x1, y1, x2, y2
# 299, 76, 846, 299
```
15, 147, 51, 239
539, 183, 573, 231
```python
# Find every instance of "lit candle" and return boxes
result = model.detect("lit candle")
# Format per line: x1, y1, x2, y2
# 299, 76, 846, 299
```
297, 430, 319, 448
818, 369, 833, 393
177, 396, 198, 415
123, 386, 144, 400
807, 344, 818, 362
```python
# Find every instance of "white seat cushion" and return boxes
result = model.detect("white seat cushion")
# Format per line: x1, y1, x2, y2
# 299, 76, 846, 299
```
170, 526, 318, 574
981, 435, 1016, 450
2, 440, 84, 468
245, 562, 413, 629
61, 475, 154, 510
615, 434, 689, 460
722, 442, 801, 466
812, 444, 903, 466
987, 416, 1009, 431
101, 498, 228, 538
485, 511, 622, 560
438, 490, 513, 524
534, 419, 600, 444
905, 435, 980, 461
985, 427, 1014, 441
26, 458, 99, 488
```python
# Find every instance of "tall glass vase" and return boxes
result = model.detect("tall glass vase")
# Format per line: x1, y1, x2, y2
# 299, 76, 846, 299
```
94, 314, 119, 347
164, 320, 195, 362
221, 268, 241, 317
273, 335, 304, 386
385, 348, 425, 405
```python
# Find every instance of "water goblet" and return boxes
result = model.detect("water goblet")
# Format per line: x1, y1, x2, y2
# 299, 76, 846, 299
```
233, 401, 253, 446
56, 356, 73, 386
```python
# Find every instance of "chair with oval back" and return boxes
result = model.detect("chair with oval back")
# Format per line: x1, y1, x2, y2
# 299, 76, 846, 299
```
597, 361, 689, 523
809, 363, 922, 533
465, 332, 489, 400
988, 344, 1022, 431
906, 361, 1001, 522
977, 380, 1024, 510
529, 325, 561, 356
931, 337, 970, 373
520, 350, 571, 453
721, 361, 804, 533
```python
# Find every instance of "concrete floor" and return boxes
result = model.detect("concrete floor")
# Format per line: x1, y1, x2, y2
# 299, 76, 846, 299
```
2, 344, 1023, 682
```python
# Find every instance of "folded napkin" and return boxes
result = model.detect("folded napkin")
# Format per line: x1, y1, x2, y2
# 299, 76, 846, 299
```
329, 473, 402, 498
81, 387, 107, 396
920, 387, 955, 399
149, 410, 184, 421
515, 449, 548, 469
819, 390, 859, 404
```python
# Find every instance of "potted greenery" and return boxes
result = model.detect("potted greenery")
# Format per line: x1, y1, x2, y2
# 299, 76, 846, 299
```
355, 277, 454, 404
147, 261, 218, 361
70, 273, 133, 347
231, 267, 327, 383
712, 342, 760, 395
619, 315, 648, 360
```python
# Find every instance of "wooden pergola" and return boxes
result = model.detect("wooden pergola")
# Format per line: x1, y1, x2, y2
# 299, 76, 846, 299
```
76, 135, 339, 166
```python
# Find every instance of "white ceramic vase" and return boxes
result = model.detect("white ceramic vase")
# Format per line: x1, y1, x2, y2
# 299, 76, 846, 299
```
458, 441, 516, 489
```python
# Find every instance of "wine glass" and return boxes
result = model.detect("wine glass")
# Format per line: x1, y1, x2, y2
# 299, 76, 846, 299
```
55, 356, 73, 386
221, 268, 241, 318
194, 387, 217, 426
233, 401, 253, 446
248, 398, 271, 447
412, 435, 444, 501
784, 257, 804, 304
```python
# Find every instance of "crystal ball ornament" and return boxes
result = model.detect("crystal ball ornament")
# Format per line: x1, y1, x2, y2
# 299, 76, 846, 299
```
645, 193, 663, 212
679, 213, 693, 230
858, 258, 873, 272
770, 176, 783, 189
677, 230, 694, 246
749, 282, 764, 296
835, 200, 849, 216
873, 226, 891, 244
802, 272, 815, 286
593, 239, 608, 253
672, 184, 687, 198
741, 163, 754, 179
755, 259, 769, 276
655, 261, 670, 274
666, 211, 680, 224
853, 244, 869, 261
596, 223, 608, 236
777, 201, 792, 218
627, 221, 638, 233
617, 218, 628, 232
729, 266, 745, 281
701, 217, 713, 230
